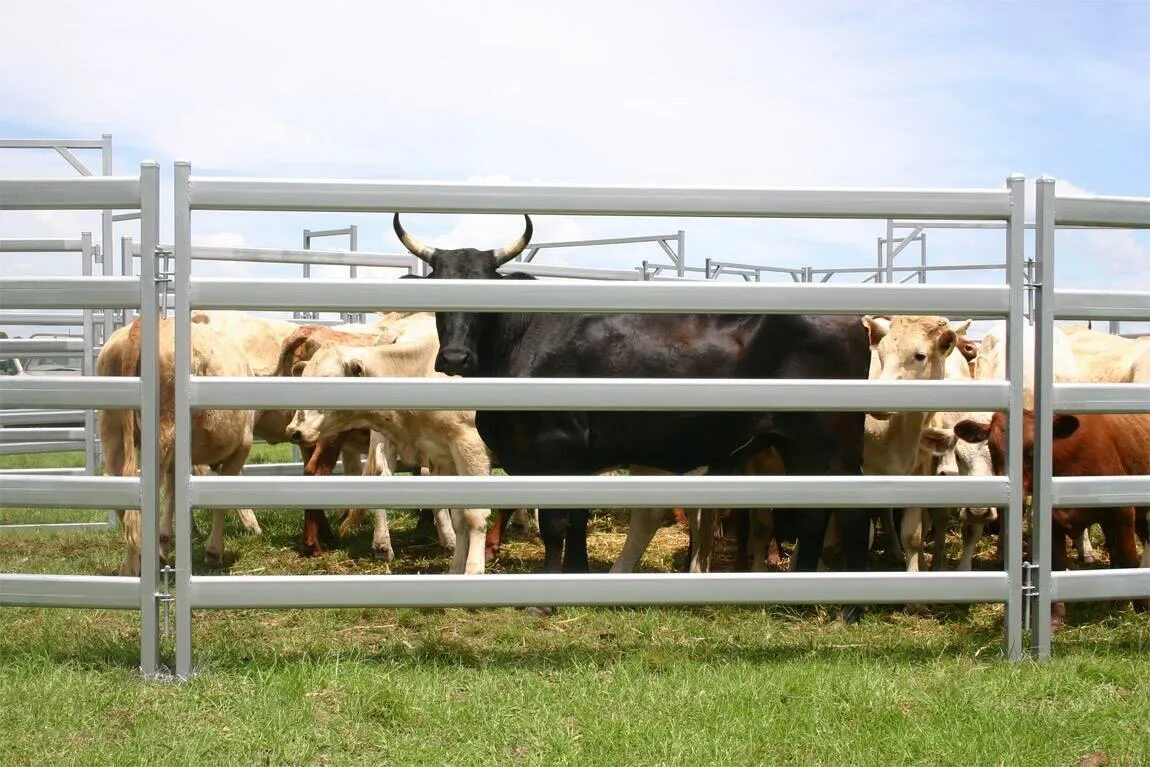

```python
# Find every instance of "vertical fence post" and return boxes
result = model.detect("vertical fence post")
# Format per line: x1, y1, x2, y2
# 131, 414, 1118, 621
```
101, 134, 115, 345
1003, 174, 1027, 661
676, 229, 685, 278
80, 233, 98, 483
138, 162, 161, 677
1030, 177, 1057, 661
173, 161, 195, 678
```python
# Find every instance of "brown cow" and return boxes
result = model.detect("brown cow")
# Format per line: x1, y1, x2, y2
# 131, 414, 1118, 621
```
955, 410, 1149, 629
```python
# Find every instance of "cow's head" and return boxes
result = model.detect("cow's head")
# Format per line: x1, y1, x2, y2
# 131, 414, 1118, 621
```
394, 213, 533, 376
862, 315, 963, 418
287, 346, 370, 444
953, 410, 1078, 496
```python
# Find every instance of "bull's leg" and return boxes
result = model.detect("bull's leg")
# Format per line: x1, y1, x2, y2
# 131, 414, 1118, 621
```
538, 510, 569, 574
562, 510, 590, 573
300, 438, 344, 555
1050, 522, 1072, 632
882, 508, 905, 564
929, 509, 949, 571
372, 510, 394, 562
434, 508, 456, 553
360, 437, 396, 561
509, 508, 538, 536
611, 509, 671, 573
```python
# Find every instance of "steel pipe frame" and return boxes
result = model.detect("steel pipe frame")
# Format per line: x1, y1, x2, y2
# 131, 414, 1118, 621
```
171, 165, 1030, 675
1030, 180, 1150, 661
0, 575, 140, 610
190, 377, 1009, 413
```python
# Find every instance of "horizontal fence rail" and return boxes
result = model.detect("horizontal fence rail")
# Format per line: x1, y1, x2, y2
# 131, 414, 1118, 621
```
1051, 384, 1150, 412
1049, 477, 1150, 508
1051, 569, 1150, 603
187, 177, 1013, 219
0, 277, 142, 309
189, 279, 1011, 316
0, 377, 141, 409
190, 377, 1010, 412
189, 475, 1010, 510
188, 571, 1011, 610
0, 575, 140, 610
0, 176, 142, 210
1052, 290, 1150, 321
1053, 195, 1150, 228
0, 238, 85, 252
0, 476, 141, 509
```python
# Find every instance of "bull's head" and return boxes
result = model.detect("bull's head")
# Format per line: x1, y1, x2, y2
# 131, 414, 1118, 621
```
394, 213, 533, 376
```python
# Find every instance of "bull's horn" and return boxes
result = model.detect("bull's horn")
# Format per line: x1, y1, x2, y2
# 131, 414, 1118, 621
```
492, 215, 534, 266
393, 213, 437, 263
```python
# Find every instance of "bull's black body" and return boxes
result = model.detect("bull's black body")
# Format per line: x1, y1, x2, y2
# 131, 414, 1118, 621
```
395, 214, 871, 574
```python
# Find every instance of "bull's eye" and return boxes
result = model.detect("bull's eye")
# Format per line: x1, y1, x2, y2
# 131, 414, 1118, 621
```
913, 352, 927, 362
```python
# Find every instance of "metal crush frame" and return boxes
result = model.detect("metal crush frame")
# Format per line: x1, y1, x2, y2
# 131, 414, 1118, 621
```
1030, 180, 1150, 660
0, 164, 163, 675
171, 166, 1030, 677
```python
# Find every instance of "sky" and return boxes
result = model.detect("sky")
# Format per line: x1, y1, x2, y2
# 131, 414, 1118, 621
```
1, 0, 1148, 335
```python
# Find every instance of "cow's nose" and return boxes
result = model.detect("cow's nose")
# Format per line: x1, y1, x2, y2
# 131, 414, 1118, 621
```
438, 348, 471, 373
290, 430, 303, 443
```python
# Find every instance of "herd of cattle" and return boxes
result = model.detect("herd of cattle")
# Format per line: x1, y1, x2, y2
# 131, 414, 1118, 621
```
92, 214, 1150, 629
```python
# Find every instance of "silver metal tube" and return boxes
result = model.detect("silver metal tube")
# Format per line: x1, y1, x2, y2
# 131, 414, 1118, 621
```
188, 177, 1013, 219
188, 571, 1010, 610
0, 441, 87, 456
1050, 476, 1150, 507
0, 476, 140, 508
81, 234, 97, 482
1031, 177, 1056, 661
0, 312, 86, 326
0, 238, 84, 252
0, 410, 86, 426
0, 574, 140, 609
0, 139, 104, 149
130, 242, 414, 269
1052, 383, 1150, 412
191, 377, 1009, 412
0, 338, 86, 354
101, 134, 115, 345
173, 161, 194, 678
189, 475, 1009, 511
52, 146, 94, 176
1051, 569, 1150, 602
0, 377, 141, 409
0, 277, 141, 309
0, 177, 142, 210
0, 428, 87, 442
1052, 290, 1150, 320
138, 161, 161, 677
1053, 195, 1150, 228
1004, 174, 1027, 661
188, 279, 1011, 316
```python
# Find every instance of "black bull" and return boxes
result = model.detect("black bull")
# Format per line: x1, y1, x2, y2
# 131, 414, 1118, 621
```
394, 214, 871, 574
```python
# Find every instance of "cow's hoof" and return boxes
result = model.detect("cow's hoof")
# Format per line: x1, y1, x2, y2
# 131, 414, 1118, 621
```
373, 545, 395, 562
204, 551, 223, 568
524, 605, 555, 618
838, 605, 865, 624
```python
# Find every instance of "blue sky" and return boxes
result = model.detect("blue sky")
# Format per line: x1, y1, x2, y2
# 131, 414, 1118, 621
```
1, 0, 1147, 333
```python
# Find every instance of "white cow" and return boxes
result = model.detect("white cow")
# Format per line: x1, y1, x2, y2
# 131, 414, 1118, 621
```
286, 338, 493, 575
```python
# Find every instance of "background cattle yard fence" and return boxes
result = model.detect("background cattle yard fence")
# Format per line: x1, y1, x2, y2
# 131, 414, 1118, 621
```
171, 165, 1029, 679
0, 163, 162, 674
1030, 181, 1150, 660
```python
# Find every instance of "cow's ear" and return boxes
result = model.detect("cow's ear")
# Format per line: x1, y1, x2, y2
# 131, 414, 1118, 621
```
399, 273, 422, 280
951, 318, 973, 336
954, 419, 990, 444
291, 361, 307, 377
958, 339, 979, 363
862, 315, 891, 347
346, 359, 365, 377
920, 427, 957, 456
1052, 414, 1080, 440
937, 328, 957, 356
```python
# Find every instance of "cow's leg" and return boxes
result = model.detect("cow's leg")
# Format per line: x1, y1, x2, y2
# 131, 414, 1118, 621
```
929, 509, 949, 571
748, 509, 774, 572
445, 435, 492, 575
1075, 527, 1097, 565
538, 511, 568, 574
509, 508, 538, 536
731, 510, 751, 572
362, 438, 396, 561
300, 438, 343, 555
900, 508, 925, 574
119, 509, 142, 577
434, 508, 456, 553
486, 509, 511, 562
958, 521, 983, 572
1141, 509, 1150, 569
610, 509, 670, 573
205, 440, 252, 568
882, 508, 905, 564
235, 508, 262, 536
1100, 508, 1146, 612
1050, 521, 1071, 631
685, 509, 717, 573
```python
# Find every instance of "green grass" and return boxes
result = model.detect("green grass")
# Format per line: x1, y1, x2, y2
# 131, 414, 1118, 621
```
2, 450, 1148, 766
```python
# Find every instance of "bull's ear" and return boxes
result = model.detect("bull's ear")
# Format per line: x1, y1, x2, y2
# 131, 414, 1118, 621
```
1052, 414, 1080, 440
862, 315, 891, 347
954, 419, 990, 444
291, 361, 306, 377
346, 359, 365, 377
920, 427, 957, 456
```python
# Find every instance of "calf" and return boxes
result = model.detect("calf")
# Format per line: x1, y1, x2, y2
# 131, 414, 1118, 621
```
955, 410, 1150, 628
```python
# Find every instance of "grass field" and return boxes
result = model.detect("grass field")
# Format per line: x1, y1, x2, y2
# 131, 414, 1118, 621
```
2, 448, 1148, 766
